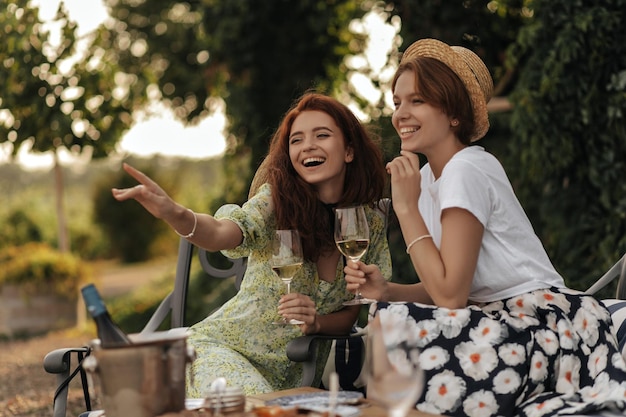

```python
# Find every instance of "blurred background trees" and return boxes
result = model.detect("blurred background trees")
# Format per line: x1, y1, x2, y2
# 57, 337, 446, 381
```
1, 1, 144, 253
1, 0, 625, 300
505, 0, 626, 290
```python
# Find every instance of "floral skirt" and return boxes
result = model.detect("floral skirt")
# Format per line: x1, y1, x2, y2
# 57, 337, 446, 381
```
371, 287, 626, 417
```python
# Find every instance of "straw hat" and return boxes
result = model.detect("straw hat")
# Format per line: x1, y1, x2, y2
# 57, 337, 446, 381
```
401, 38, 494, 142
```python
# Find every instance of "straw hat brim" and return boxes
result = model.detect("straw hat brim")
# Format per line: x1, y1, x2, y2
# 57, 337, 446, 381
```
401, 39, 493, 142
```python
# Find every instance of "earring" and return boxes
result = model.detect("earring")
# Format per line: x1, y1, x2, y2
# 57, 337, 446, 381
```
451, 120, 459, 126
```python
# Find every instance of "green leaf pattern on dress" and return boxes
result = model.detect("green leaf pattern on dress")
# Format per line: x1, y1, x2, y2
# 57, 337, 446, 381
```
186, 184, 391, 396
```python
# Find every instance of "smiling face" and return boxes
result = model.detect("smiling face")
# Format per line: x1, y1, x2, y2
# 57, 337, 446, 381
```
391, 70, 457, 156
288, 110, 354, 202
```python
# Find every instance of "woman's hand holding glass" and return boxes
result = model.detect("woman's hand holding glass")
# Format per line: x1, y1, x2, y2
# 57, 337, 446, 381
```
271, 230, 305, 325
343, 260, 387, 302
334, 205, 374, 305
278, 292, 319, 334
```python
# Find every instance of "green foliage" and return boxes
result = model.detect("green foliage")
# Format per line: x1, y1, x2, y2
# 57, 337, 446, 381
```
90, 156, 226, 263
92, 162, 171, 263
3, 0, 622, 301
0, 209, 43, 249
0, 1, 137, 158
506, 0, 626, 290
0, 242, 89, 298
0, 1, 154, 252
390, 0, 528, 91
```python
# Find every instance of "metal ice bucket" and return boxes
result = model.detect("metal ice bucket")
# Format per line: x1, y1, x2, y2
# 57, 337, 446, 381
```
83, 328, 195, 417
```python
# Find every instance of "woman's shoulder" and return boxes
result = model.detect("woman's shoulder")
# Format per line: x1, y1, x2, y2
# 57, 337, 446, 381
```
250, 182, 272, 198
454, 145, 501, 165
445, 146, 504, 176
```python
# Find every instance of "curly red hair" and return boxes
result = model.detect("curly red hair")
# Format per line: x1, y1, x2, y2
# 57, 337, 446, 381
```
260, 93, 386, 262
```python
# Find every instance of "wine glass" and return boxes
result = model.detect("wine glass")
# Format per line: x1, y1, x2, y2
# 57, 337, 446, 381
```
364, 318, 424, 417
334, 205, 374, 305
271, 229, 305, 325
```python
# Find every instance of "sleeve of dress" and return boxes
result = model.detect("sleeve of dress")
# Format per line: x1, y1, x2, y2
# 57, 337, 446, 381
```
362, 206, 392, 281
214, 183, 275, 259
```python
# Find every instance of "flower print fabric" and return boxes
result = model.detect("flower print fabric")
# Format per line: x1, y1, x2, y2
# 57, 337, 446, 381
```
372, 287, 626, 417
186, 184, 392, 397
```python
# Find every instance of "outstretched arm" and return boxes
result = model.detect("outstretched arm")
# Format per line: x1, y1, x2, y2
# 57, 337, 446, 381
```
111, 163, 243, 252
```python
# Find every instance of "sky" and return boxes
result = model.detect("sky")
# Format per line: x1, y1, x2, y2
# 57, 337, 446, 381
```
6, 0, 396, 171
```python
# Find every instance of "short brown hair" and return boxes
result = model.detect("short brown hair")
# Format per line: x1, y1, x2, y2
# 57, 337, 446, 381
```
393, 58, 475, 145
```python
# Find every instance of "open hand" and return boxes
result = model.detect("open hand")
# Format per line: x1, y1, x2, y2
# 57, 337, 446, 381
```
111, 163, 176, 220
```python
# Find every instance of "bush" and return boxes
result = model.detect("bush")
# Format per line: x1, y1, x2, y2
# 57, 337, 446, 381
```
0, 208, 44, 250
507, 0, 626, 290
0, 242, 90, 299
92, 163, 171, 263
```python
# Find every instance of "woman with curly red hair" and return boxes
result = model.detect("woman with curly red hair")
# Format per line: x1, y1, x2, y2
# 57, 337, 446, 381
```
112, 92, 390, 395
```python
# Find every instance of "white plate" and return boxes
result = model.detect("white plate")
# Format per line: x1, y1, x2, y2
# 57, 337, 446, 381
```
266, 391, 363, 417
265, 391, 363, 406
185, 398, 204, 410
299, 404, 360, 417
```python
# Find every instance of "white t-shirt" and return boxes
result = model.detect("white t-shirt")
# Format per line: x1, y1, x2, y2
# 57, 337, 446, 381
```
419, 146, 565, 303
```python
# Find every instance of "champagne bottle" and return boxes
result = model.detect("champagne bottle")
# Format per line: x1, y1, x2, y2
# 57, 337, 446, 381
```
81, 283, 132, 347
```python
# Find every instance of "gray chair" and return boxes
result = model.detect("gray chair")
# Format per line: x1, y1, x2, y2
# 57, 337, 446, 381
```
584, 252, 626, 299
43, 239, 246, 417
585, 252, 626, 364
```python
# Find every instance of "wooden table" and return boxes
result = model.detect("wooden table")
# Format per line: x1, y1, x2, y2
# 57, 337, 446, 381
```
248, 386, 440, 417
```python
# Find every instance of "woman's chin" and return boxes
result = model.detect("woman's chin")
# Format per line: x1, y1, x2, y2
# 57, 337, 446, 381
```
400, 142, 418, 153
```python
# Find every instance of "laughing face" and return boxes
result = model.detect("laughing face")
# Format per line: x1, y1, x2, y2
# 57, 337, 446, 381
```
392, 70, 455, 155
288, 110, 354, 200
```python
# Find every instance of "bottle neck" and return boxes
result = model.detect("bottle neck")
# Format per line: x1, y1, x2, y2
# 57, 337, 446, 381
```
81, 284, 107, 317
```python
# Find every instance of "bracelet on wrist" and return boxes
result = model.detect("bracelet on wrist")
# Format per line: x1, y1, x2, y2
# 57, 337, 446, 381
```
405, 234, 432, 254
175, 209, 197, 239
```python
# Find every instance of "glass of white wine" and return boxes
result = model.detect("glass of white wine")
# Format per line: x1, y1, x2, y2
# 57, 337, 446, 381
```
334, 205, 375, 305
365, 318, 424, 417
271, 229, 305, 325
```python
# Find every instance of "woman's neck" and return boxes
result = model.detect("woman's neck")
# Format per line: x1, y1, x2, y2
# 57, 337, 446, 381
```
426, 141, 467, 179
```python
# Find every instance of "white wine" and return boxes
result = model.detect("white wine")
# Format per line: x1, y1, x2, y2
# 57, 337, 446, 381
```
271, 262, 303, 282
336, 239, 369, 260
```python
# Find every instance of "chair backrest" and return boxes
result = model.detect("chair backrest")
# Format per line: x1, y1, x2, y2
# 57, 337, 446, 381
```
585, 253, 626, 361
584, 253, 626, 299
140, 239, 247, 333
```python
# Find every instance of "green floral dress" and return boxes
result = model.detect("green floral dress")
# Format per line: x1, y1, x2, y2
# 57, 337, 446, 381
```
186, 184, 391, 397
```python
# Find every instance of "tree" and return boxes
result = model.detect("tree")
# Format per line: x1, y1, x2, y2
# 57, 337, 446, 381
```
0, 1, 143, 251
101, 0, 371, 208
506, 0, 626, 290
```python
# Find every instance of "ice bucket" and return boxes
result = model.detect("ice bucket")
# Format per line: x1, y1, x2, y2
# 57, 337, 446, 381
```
83, 328, 195, 417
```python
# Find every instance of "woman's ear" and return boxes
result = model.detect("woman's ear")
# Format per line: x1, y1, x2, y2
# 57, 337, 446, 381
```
345, 146, 355, 163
